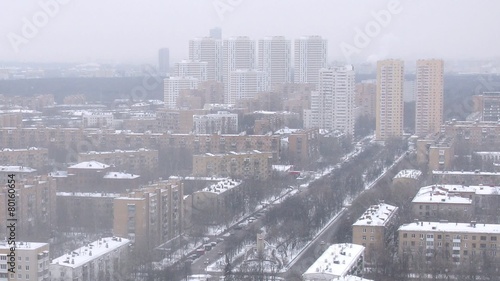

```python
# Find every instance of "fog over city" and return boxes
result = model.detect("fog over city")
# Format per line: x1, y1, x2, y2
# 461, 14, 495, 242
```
1, 0, 499, 64
2, 1, 500, 281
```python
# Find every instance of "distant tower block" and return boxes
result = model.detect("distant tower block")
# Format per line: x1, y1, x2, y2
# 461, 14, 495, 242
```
158, 48, 170, 75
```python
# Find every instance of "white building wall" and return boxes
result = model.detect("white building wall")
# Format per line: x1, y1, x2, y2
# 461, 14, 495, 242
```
163, 77, 199, 109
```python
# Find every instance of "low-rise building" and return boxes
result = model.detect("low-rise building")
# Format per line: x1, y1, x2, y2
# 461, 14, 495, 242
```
411, 185, 474, 222
393, 169, 422, 186
192, 111, 238, 134
398, 221, 500, 265
192, 150, 274, 180
417, 134, 454, 171
56, 192, 120, 233
0, 241, 50, 281
0, 148, 48, 171
184, 179, 242, 227
432, 170, 500, 186
302, 243, 366, 281
352, 203, 398, 263
50, 237, 130, 281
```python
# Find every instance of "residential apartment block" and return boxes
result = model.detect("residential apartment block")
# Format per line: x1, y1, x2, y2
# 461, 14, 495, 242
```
50, 237, 130, 281
113, 180, 183, 253
0, 242, 50, 281
77, 148, 158, 176
192, 150, 274, 180
294, 36, 327, 85
258, 36, 292, 86
376, 59, 404, 141
0, 147, 48, 170
352, 203, 398, 263
415, 59, 444, 136
304, 65, 355, 135
302, 243, 366, 281
398, 221, 500, 265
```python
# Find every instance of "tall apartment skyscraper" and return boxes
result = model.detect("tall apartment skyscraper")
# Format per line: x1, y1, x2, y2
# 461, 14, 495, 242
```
189, 37, 223, 82
303, 65, 355, 135
164, 77, 199, 109
415, 59, 444, 136
174, 60, 208, 81
158, 48, 170, 75
376, 59, 404, 141
222, 36, 256, 99
258, 36, 291, 86
227, 69, 268, 104
209, 27, 222, 39
294, 36, 328, 85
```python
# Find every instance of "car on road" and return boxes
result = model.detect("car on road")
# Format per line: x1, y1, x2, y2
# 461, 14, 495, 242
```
210, 241, 217, 247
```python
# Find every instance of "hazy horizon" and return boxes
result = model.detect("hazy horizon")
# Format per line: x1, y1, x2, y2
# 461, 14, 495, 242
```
1, 0, 499, 65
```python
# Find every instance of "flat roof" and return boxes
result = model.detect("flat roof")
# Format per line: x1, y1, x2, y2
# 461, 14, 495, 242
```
68, 161, 110, 170
0, 166, 36, 173
196, 179, 242, 195
412, 186, 473, 205
393, 169, 422, 180
353, 203, 398, 227
399, 221, 500, 234
57, 192, 121, 198
303, 243, 364, 279
0, 241, 48, 251
50, 237, 129, 268
103, 172, 140, 179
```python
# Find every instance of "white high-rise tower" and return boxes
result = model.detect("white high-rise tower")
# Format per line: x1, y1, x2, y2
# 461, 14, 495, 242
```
294, 36, 328, 85
222, 36, 256, 101
304, 65, 355, 135
189, 37, 222, 82
258, 36, 291, 86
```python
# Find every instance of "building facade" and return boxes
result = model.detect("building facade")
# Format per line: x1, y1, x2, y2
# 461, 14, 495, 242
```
415, 59, 444, 136
50, 237, 130, 281
258, 36, 292, 86
352, 203, 398, 263
222, 36, 256, 98
164, 77, 199, 109
227, 69, 269, 105
0, 242, 50, 281
304, 65, 355, 135
192, 150, 274, 180
189, 37, 223, 82
294, 36, 327, 85
376, 59, 404, 141
173, 60, 208, 81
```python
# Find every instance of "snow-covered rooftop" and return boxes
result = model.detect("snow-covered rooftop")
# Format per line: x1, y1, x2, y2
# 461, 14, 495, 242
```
272, 165, 293, 172
49, 171, 68, 178
0, 166, 36, 173
50, 237, 130, 269
303, 243, 365, 280
80, 148, 153, 155
0, 241, 48, 250
103, 172, 140, 179
353, 203, 398, 227
399, 221, 500, 234
412, 185, 473, 205
197, 178, 242, 195
56, 192, 121, 198
68, 161, 110, 170
393, 169, 422, 180
433, 170, 500, 176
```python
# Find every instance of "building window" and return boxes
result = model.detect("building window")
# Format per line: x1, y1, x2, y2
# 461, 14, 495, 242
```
370, 236, 374, 241
363, 228, 367, 233
411, 234, 416, 238
481, 236, 487, 241
403, 233, 408, 238
437, 235, 442, 239
491, 236, 497, 241
362, 236, 366, 240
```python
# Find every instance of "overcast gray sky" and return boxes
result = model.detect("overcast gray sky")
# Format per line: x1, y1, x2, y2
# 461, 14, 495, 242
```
1, 0, 499, 64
